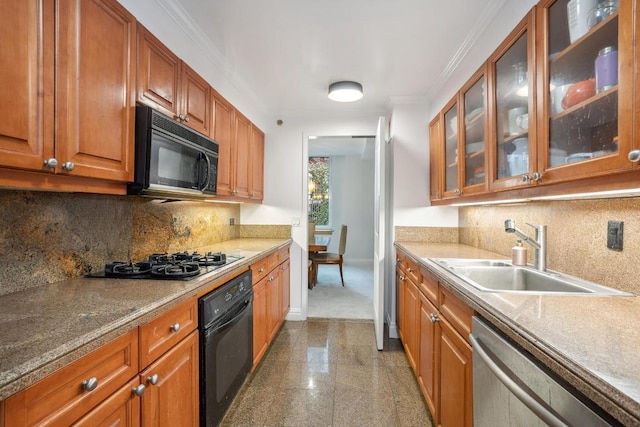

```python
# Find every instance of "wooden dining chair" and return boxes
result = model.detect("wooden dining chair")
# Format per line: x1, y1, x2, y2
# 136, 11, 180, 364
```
308, 221, 316, 244
312, 224, 347, 286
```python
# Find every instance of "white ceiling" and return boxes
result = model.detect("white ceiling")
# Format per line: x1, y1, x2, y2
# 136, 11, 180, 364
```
171, 0, 505, 118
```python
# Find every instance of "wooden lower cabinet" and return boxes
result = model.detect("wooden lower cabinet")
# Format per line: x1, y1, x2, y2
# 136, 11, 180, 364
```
252, 250, 291, 367
73, 378, 141, 427
139, 331, 199, 427
396, 250, 474, 427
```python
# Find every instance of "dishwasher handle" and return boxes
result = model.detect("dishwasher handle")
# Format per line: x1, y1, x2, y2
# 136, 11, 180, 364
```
469, 334, 569, 427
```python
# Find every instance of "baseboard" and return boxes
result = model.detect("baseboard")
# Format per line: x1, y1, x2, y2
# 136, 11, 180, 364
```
285, 308, 304, 321
386, 311, 399, 339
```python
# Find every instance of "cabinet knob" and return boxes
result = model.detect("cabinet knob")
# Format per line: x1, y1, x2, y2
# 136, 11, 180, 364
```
454, 189, 462, 196
184, 116, 189, 122
132, 384, 146, 396
258, 267, 264, 273
81, 377, 98, 392
232, 189, 238, 195
399, 275, 406, 281
147, 374, 159, 385
43, 158, 58, 169
429, 313, 439, 323
61, 161, 75, 171
170, 323, 180, 333
408, 268, 414, 273
628, 150, 640, 162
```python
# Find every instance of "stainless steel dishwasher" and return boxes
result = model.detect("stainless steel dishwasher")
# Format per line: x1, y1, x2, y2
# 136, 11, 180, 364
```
470, 317, 620, 426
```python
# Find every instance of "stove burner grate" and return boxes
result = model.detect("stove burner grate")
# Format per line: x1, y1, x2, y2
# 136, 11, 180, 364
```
105, 261, 152, 277
151, 261, 201, 278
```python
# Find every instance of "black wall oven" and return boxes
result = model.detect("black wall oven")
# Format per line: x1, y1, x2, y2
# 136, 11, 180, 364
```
198, 270, 253, 427
129, 104, 218, 200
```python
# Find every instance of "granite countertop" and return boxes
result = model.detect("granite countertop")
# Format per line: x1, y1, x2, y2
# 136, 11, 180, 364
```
0, 238, 291, 401
395, 242, 640, 426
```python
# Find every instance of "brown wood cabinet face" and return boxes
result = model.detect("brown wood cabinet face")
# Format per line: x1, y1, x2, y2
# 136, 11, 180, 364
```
181, 63, 211, 136
403, 279, 420, 372
73, 378, 141, 427
419, 292, 438, 419
56, 0, 136, 182
252, 275, 269, 366
211, 90, 235, 196
5, 330, 139, 427
429, 115, 443, 200
438, 317, 473, 427
281, 258, 291, 317
249, 126, 265, 201
0, 0, 53, 171
139, 331, 199, 427
234, 113, 251, 198
136, 24, 181, 118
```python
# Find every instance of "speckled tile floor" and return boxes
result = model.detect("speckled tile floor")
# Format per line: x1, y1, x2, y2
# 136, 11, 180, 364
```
220, 319, 434, 427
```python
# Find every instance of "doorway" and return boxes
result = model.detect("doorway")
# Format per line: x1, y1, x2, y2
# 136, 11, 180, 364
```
307, 136, 375, 319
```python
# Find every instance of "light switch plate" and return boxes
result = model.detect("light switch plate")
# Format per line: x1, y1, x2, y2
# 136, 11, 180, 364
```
607, 220, 623, 251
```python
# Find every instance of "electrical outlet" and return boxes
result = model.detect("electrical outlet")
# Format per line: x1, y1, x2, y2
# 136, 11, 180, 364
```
229, 218, 235, 225
607, 220, 623, 251
292, 217, 300, 226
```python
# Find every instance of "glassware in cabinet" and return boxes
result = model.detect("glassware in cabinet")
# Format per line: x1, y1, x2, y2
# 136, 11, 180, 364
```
443, 99, 461, 196
461, 71, 487, 192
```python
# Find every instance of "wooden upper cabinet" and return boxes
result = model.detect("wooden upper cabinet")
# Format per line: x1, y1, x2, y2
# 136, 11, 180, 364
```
0, 0, 53, 171
233, 112, 252, 198
442, 96, 462, 198
536, 0, 634, 183
181, 63, 211, 136
429, 115, 443, 201
211, 89, 235, 196
249, 125, 265, 201
488, 9, 536, 191
56, 0, 136, 182
136, 24, 210, 135
136, 24, 181, 118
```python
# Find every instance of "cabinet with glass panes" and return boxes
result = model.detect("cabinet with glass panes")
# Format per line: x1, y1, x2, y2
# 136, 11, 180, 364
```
537, 0, 635, 183
461, 67, 488, 194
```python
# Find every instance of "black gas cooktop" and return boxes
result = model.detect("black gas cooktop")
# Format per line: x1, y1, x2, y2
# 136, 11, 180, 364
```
88, 251, 243, 280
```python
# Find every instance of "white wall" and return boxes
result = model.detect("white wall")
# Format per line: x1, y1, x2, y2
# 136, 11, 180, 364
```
327, 155, 375, 262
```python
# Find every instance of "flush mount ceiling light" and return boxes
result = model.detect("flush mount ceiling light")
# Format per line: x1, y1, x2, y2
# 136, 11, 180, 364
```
328, 81, 363, 102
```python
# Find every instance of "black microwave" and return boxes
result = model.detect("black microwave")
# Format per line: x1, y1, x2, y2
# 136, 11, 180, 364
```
128, 105, 218, 200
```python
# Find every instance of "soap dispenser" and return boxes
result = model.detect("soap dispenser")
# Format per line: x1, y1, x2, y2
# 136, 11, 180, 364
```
512, 240, 527, 266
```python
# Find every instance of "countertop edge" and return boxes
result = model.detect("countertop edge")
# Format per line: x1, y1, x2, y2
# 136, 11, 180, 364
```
394, 241, 640, 426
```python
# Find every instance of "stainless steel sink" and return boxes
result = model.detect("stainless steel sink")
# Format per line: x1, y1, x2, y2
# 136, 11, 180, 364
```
430, 258, 632, 296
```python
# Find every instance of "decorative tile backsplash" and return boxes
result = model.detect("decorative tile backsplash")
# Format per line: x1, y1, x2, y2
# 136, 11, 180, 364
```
0, 191, 240, 295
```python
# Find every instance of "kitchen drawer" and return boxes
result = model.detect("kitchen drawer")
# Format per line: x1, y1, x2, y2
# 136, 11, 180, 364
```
251, 256, 270, 284
419, 266, 439, 306
4, 330, 138, 427
396, 251, 407, 271
72, 378, 140, 427
266, 251, 281, 272
438, 286, 474, 344
405, 257, 422, 285
139, 298, 197, 369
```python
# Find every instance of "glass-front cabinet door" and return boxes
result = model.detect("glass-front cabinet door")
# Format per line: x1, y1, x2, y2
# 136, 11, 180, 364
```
443, 98, 461, 197
460, 68, 488, 195
538, 0, 634, 182
429, 115, 443, 200
489, 11, 537, 191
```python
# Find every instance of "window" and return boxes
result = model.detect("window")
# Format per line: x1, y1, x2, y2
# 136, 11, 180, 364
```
308, 157, 330, 226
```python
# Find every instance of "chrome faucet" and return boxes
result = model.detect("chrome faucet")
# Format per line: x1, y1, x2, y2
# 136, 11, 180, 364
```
504, 219, 547, 271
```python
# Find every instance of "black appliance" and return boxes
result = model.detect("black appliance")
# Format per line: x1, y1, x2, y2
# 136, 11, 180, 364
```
198, 270, 253, 427
128, 104, 219, 200
88, 251, 242, 280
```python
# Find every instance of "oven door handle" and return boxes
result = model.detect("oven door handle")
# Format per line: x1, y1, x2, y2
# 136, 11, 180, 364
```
470, 334, 569, 427
197, 152, 211, 191
206, 298, 253, 336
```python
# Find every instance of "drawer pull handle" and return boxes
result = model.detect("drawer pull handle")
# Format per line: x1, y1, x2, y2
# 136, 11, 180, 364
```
259, 268, 264, 273
170, 323, 181, 333
429, 313, 439, 323
132, 384, 146, 396
147, 374, 159, 385
408, 268, 414, 273
81, 377, 98, 392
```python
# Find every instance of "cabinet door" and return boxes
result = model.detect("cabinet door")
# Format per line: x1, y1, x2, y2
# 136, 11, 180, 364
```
56, 0, 136, 182
140, 331, 199, 427
136, 24, 181, 119
442, 96, 462, 198
73, 378, 141, 427
268, 270, 282, 341
252, 276, 269, 366
461, 66, 488, 195
233, 112, 251, 198
211, 90, 235, 196
404, 280, 420, 372
249, 125, 265, 201
181, 63, 211, 135
537, 0, 633, 182
438, 317, 473, 427
429, 115, 443, 201
419, 293, 438, 420
489, 10, 537, 191
280, 258, 290, 317
396, 267, 406, 342
0, 0, 53, 171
